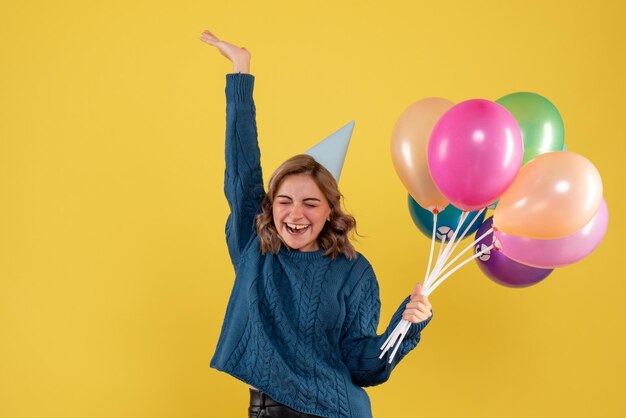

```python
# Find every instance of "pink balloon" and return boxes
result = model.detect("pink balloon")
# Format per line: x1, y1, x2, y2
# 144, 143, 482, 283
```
428, 99, 524, 211
494, 197, 608, 268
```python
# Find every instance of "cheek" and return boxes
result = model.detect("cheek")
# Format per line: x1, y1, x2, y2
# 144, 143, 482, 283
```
314, 208, 331, 226
272, 206, 287, 223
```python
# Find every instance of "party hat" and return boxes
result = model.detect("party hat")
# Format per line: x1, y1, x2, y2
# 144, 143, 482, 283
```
304, 120, 355, 182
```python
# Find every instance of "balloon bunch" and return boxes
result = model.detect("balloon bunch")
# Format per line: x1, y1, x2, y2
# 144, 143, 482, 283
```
380, 92, 607, 363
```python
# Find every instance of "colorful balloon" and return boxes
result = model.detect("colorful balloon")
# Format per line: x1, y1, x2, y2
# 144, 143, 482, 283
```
428, 99, 524, 212
495, 197, 608, 268
496, 92, 564, 164
475, 218, 553, 288
391, 98, 454, 213
408, 195, 485, 242
493, 151, 603, 239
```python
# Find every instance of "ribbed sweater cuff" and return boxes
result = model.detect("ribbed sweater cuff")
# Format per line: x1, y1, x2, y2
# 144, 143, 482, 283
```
226, 73, 255, 103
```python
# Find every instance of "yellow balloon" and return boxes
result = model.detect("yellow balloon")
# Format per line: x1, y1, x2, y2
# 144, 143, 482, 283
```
390, 98, 454, 213
493, 151, 603, 239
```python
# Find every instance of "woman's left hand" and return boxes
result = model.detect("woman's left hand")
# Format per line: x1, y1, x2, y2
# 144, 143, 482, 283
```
402, 283, 432, 323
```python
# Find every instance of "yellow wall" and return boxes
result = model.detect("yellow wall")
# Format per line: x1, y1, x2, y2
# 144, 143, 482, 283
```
1, 1, 624, 417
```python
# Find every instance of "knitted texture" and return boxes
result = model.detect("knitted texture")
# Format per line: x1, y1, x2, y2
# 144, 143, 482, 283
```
210, 74, 432, 418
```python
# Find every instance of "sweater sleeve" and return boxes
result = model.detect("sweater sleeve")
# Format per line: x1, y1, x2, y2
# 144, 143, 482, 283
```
224, 73, 265, 269
339, 266, 432, 387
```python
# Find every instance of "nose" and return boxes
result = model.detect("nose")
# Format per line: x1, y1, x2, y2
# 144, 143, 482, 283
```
290, 203, 304, 219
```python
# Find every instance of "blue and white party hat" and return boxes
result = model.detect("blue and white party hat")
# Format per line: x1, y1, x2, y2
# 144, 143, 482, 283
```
304, 120, 355, 182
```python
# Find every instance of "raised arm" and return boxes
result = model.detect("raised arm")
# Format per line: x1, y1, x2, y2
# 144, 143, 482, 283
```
200, 31, 265, 268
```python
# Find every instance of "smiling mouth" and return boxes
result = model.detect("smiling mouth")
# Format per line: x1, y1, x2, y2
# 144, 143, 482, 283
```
285, 223, 310, 235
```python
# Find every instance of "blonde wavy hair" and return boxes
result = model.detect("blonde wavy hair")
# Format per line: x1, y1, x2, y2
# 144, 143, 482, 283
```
255, 154, 357, 260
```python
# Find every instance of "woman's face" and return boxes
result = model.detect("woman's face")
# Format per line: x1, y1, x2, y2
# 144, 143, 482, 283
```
272, 174, 332, 252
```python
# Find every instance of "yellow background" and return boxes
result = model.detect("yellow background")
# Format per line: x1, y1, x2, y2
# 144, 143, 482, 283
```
1, 0, 624, 417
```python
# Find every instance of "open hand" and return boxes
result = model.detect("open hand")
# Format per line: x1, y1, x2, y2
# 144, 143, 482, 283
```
199, 30, 251, 73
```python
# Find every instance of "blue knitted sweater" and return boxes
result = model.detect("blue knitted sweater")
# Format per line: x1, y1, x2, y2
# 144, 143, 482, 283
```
210, 74, 431, 418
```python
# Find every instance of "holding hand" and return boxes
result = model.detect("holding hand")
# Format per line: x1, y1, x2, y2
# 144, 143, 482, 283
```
402, 283, 432, 324
199, 29, 251, 74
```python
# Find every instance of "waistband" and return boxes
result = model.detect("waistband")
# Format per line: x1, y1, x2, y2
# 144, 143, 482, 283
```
249, 388, 284, 408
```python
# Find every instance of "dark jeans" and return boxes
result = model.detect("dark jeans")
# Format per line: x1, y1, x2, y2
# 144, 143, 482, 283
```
248, 388, 323, 418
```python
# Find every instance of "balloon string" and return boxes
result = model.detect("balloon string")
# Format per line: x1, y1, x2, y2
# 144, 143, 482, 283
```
379, 217, 493, 363
424, 234, 445, 291
436, 234, 446, 266
425, 244, 494, 297
388, 320, 412, 363
438, 210, 468, 268
382, 213, 466, 362
425, 212, 438, 283
441, 209, 485, 266
425, 211, 469, 290
379, 326, 397, 356
378, 212, 441, 358
425, 225, 455, 290
424, 209, 486, 294
381, 210, 490, 363
379, 242, 493, 364
432, 226, 493, 283
379, 319, 408, 358
381, 212, 440, 358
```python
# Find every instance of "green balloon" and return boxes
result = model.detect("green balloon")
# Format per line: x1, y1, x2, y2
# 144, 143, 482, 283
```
496, 92, 564, 165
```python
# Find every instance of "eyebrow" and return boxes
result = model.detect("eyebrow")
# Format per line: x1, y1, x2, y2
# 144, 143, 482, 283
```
276, 195, 322, 202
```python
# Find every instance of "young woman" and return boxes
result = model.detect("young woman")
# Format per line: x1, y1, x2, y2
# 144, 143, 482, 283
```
200, 30, 433, 418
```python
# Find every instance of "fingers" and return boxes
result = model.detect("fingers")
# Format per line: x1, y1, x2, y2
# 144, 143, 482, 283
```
201, 30, 218, 40
410, 290, 431, 308
402, 307, 432, 323
198, 30, 251, 67
405, 300, 431, 312
417, 295, 432, 311
402, 296, 433, 324
199, 30, 220, 46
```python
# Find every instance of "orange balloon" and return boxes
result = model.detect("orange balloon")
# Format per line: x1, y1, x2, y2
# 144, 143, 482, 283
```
391, 98, 454, 213
493, 151, 603, 239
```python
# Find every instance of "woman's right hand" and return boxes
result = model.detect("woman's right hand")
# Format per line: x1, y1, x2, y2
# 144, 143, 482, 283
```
199, 30, 251, 74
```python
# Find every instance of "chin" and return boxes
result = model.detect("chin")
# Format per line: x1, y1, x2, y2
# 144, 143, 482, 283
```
282, 237, 319, 252
281, 238, 313, 251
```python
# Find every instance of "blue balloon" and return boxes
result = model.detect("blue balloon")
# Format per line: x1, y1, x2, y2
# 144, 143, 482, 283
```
408, 195, 486, 242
